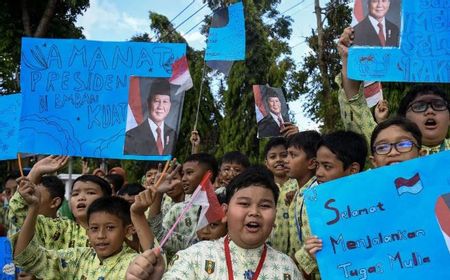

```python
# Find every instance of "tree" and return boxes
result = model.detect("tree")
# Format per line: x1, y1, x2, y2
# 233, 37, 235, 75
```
206, 0, 297, 162
0, 0, 89, 94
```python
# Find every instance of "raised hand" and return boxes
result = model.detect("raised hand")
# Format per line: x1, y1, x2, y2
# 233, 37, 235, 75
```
374, 99, 389, 123
18, 178, 40, 207
32, 155, 69, 175
304, 235, 323, 258
337, 27, 354, 59
153, 160, 181, 193
131, 189, 156, 215
190, 130, 201, 154
280, 122, 299, 138
126, 248, 165, 280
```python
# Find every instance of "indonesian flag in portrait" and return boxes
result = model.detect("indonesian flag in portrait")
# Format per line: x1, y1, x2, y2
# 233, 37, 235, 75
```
192, 171, 225, 230
351, 0, 383, 108
394, 173, 423, 195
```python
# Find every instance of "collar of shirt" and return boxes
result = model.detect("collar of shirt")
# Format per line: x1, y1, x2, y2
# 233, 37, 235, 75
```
227, 237, 265, 265
368, 15, 386, 39
269, 112, 283, 127
148, 118, 165, 145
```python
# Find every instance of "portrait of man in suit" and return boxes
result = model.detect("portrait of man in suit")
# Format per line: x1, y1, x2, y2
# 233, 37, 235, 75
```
257, 87, 289, 138
124, 78, 177, 156
353, 0, 400, 47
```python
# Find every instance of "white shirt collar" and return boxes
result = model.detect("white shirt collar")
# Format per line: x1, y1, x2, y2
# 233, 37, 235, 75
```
368, 15, 386, 39
269, 112, 283, 127
148, 118, 165, 147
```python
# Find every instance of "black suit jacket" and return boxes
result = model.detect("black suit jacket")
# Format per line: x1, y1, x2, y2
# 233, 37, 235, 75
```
124, 121, 176, 155
353, 17, 399, 47
258, 114, 288, 138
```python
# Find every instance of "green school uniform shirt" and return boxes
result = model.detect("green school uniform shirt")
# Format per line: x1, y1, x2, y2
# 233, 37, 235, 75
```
268, 179, 298, 255
163, 237, 302, 280
288, 177, 317, 259
13, 234, 137, 279
7, 191, 89, 249
337, 75, 450, 157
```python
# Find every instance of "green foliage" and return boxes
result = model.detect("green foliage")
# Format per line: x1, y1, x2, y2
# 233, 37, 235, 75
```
291, 0, 352, 132
0, 0, 89, 94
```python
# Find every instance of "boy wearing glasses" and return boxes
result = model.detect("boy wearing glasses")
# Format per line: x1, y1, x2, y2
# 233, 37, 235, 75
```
336, 27, 450, 157
303, 117, 425, 275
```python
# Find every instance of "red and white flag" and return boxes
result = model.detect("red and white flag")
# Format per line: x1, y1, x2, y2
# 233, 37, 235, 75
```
394, 173, 423, 195
351, 0, 383, 107
192, 171, 225, 230
169, 55, 193, 96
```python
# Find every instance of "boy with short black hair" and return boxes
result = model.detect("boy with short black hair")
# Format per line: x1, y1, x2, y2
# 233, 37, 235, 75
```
8, 156, 114, 250
126, 166, 302, 279
149, 154, 218, 255
315, 130, 368, 184
285, 131, 321, 260
117, 183, 145, 205
216, 151, 250, 190
36, 175, 65, 218
13, 185, 137, 279
264, 137, 297, 254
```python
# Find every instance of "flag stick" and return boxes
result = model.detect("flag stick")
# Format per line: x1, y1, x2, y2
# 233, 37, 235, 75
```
193, 58, 207, 131
159, 171, 211, 249
17, 153, 24, 177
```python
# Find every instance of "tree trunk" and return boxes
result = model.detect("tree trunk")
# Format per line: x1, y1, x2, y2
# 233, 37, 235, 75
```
314, 0, 333, 130
21, 0, 32, 36
34, 0, 58, 37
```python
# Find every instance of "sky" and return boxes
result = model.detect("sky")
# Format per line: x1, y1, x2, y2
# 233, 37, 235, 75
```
76, 0, 322, 130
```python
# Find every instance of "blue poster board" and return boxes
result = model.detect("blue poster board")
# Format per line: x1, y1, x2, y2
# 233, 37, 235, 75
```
305, 151, 450, 279
0, 94, 21, 160
0, 237, 15, 279
205, 2, 245, 61
19, 38, 186, 160
348, 2, 450, 82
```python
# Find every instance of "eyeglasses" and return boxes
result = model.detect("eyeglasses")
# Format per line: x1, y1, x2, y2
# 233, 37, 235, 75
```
408, 99, 448, 113
373, 140, 419, 155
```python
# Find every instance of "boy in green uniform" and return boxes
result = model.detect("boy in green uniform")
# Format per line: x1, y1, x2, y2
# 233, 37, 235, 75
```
8, 155, 113, 250
264, 137, 297, 254
126, 166, 302, 280
13, 182, 137, 279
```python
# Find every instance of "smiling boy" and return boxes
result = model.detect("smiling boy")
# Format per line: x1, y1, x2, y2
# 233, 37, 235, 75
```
126, 166, 302, 280
13, 183, 137, 279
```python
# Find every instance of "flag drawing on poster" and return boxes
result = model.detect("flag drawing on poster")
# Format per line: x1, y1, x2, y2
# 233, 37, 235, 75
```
253, 85, 290, 139
304, 151, 450, 279
0, 94, 21, 160
19, 37, 187, 160
124, 77, 186, 157
205, 2, 245, 76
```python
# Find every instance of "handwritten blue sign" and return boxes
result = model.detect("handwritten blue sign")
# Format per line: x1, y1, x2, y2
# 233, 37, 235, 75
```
0, 94, 21, 160
0, 237, 15, 279
348, 2, 450, 82
19, 38, 187, 160
305, 151, 450, 279
205, 1, 245, 62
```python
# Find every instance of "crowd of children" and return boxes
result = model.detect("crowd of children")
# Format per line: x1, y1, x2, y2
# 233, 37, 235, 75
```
0, 26, 449, 280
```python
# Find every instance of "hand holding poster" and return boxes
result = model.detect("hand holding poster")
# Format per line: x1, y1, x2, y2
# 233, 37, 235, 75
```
305, 151, 450, 279
348, 1, 450, 82
0, 94, 21, 160
19, 38, 189, 160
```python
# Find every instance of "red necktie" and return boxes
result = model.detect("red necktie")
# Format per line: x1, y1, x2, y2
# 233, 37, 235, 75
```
377, 22, 386, 46
277, 115, 285, 130
156, 127, 163, 155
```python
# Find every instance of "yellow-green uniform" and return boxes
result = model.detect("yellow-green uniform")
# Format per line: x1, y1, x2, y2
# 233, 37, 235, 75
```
149, 196, 199, 258
13, 234, 137, 279
163, 237, 302, 280
295, 206, 320, 280
7, 191, 89, 249
0, 206, 8, 235
268, 179, 298, 254
337, 75, 450, 155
